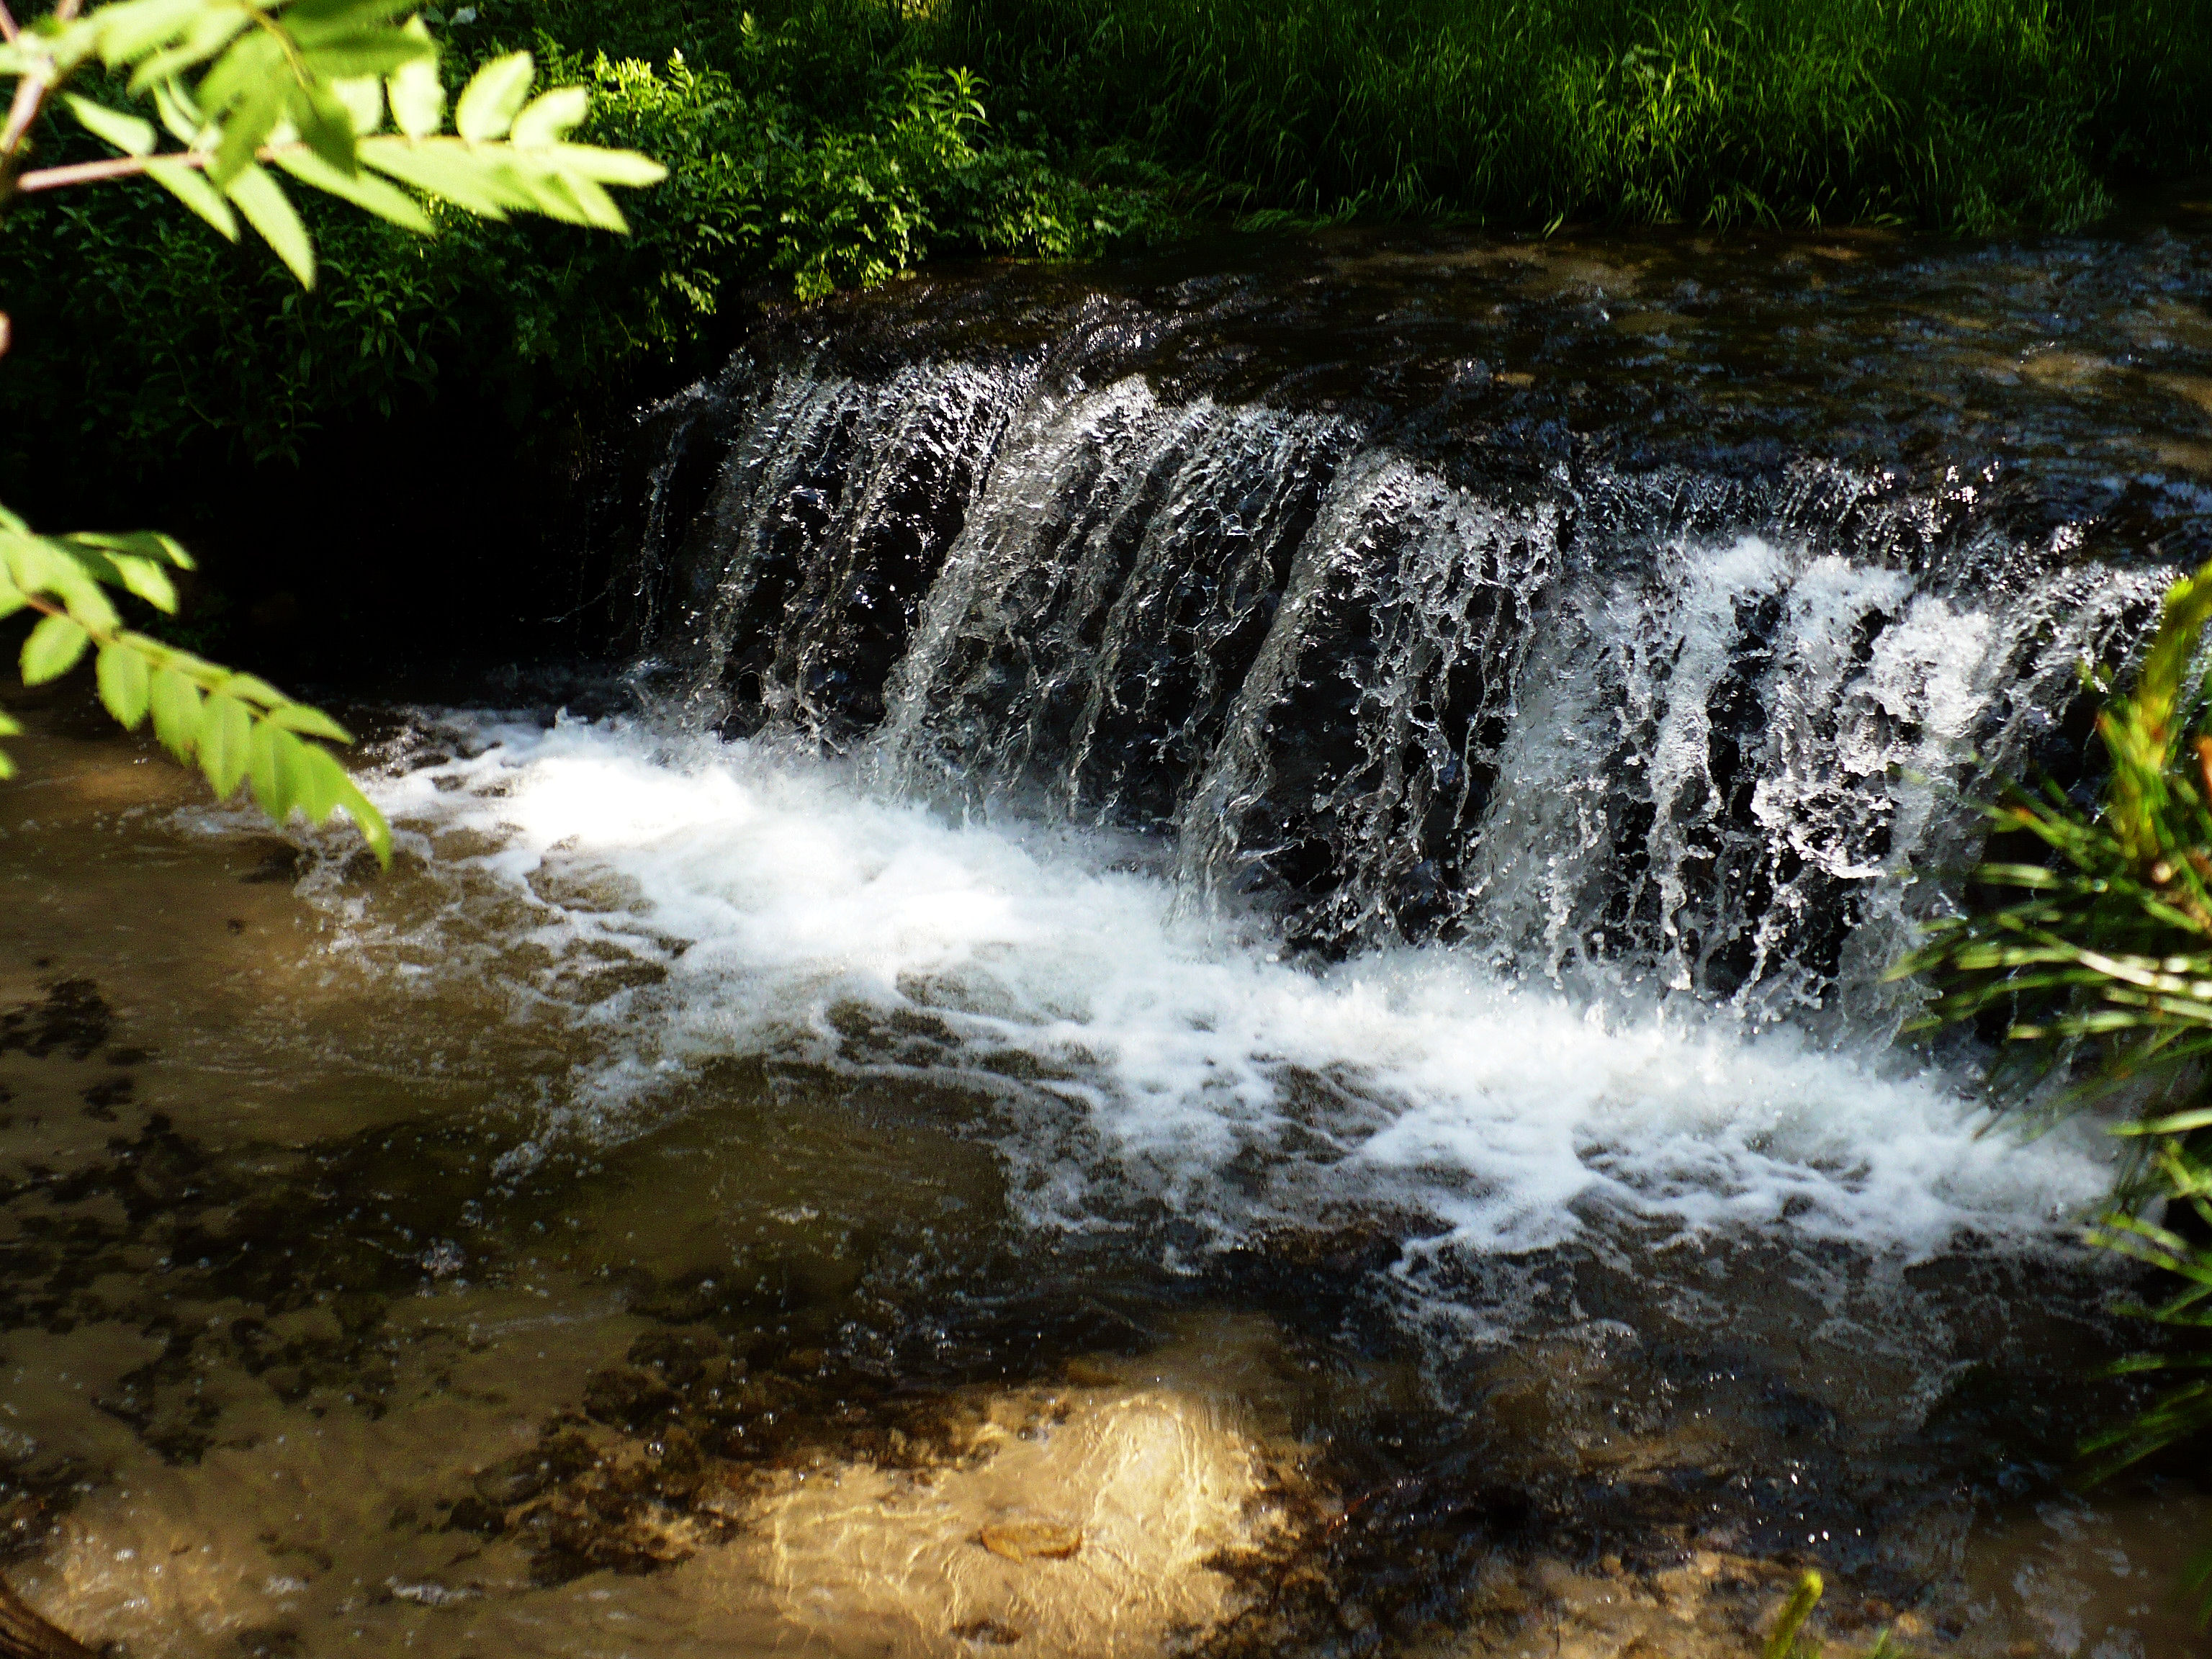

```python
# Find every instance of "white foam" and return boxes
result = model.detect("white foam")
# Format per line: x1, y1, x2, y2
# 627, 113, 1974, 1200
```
339, 715, 2113, 1262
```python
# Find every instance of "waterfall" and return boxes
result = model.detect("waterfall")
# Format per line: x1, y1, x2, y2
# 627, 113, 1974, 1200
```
628, 356, 2165, 1038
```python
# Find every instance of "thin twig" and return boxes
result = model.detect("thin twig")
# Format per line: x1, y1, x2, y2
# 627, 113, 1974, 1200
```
15, 139, 302, 191
0, 3, 19, 46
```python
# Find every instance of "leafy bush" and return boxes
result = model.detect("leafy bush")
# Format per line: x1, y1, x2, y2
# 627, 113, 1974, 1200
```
0, 30, 1159, 485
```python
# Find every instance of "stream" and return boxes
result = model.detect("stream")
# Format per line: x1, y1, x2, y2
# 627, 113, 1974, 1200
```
8, 218, 2212, 1658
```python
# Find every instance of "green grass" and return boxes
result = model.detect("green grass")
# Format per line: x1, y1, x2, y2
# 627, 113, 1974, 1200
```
893, 0, 2212, 233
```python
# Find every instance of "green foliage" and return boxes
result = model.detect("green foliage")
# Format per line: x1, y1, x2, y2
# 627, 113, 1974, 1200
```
0, 502, 390, 855
894, 0, 2211, 232
1897, 561, 2212, 1619
1890, 565, 2212, 1128
0, 22, 1164, 479
0, 0, 666, 855
2, 1, 668, 283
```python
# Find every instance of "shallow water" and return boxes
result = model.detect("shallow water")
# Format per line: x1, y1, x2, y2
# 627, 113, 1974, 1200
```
12, 219, 2212, 1658
0, 695, 2201, 1659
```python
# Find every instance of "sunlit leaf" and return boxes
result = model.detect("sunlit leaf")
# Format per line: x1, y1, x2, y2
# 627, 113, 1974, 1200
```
96, 641, 152, 729
359, 135, 518, 216
292, 77, 360, 173
331, 73, 385, 136
148, 666, 202, 760
544, 143, 667, 186
64, 93, 156, 156
454, 50, 534, 142
224, 165, 316, 287
276, 145, 432, 233
386, 19, 444, 138
212, 672, 287, 707
300, 745, 391, 864
509, 85, 588, 148
199, 691, 253, 799
265, 702, 355, 743
21, 613, 91, 684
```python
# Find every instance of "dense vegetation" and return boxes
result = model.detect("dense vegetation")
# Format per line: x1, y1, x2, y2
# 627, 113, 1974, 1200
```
1, 0, 2207, 667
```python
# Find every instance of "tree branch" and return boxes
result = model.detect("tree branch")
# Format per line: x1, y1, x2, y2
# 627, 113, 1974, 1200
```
0, 4, 19, 47
0, 0, 84, 186
14, 139, 302, 192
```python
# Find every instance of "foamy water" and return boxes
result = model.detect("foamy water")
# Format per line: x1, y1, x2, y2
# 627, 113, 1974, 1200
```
328, 714, 2113, 1262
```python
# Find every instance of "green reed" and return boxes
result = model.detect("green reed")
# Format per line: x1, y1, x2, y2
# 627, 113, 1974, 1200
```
1894, 562, 2212, 1618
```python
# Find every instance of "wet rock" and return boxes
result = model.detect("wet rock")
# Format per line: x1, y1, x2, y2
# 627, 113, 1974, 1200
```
584, 1367, 683, 1431
0, 1573, 94, 1658
978, 1521, 1082, 1560
626, 1328, 728, 1388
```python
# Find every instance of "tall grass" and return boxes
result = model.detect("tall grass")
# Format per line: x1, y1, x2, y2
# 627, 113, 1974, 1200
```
1898, 563, 2212, 1617
865, 0, 2212, 230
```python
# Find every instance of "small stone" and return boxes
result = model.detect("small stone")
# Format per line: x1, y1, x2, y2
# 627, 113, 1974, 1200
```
979, 1521, 1082, 1561
951, 1619, 1025, 1647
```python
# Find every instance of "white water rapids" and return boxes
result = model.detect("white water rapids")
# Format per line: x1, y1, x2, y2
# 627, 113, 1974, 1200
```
326, 701, 2113, 1270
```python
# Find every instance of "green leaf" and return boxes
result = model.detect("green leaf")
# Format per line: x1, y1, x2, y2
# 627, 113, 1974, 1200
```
300, 745, 391, 864
150, 76, 210, 145
265, 702, 355, 743
96, 642, 153, 729
65, 94, 156, 156
68, 530, 194, 570
20, 615, 91, 685
247, 720, 313, 821
212, 672, 287, 707
276, 145, 432, 233
292, 77, 360, 173
197, 27, 287, 120
509, 85, 588, 148
100, 554, 181, 612
127, 4, 257, 93
544, 143, 667, 186
95, 0, 217, 67
211, 66, 289, 184
331, 73, 385, 136
148, 666, 203, 760
291, 30, 428, 79
386, 20, 444, 138
224, 165, 317, 287
454, 50, 534, 143
199, 693, 253, 799
359, 135, 517, 216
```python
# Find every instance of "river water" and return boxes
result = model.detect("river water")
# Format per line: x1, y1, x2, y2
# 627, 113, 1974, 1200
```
8, 218, 2212, 1657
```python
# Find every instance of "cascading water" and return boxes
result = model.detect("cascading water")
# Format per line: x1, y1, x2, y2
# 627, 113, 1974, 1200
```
378, 253, 2203, 1295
